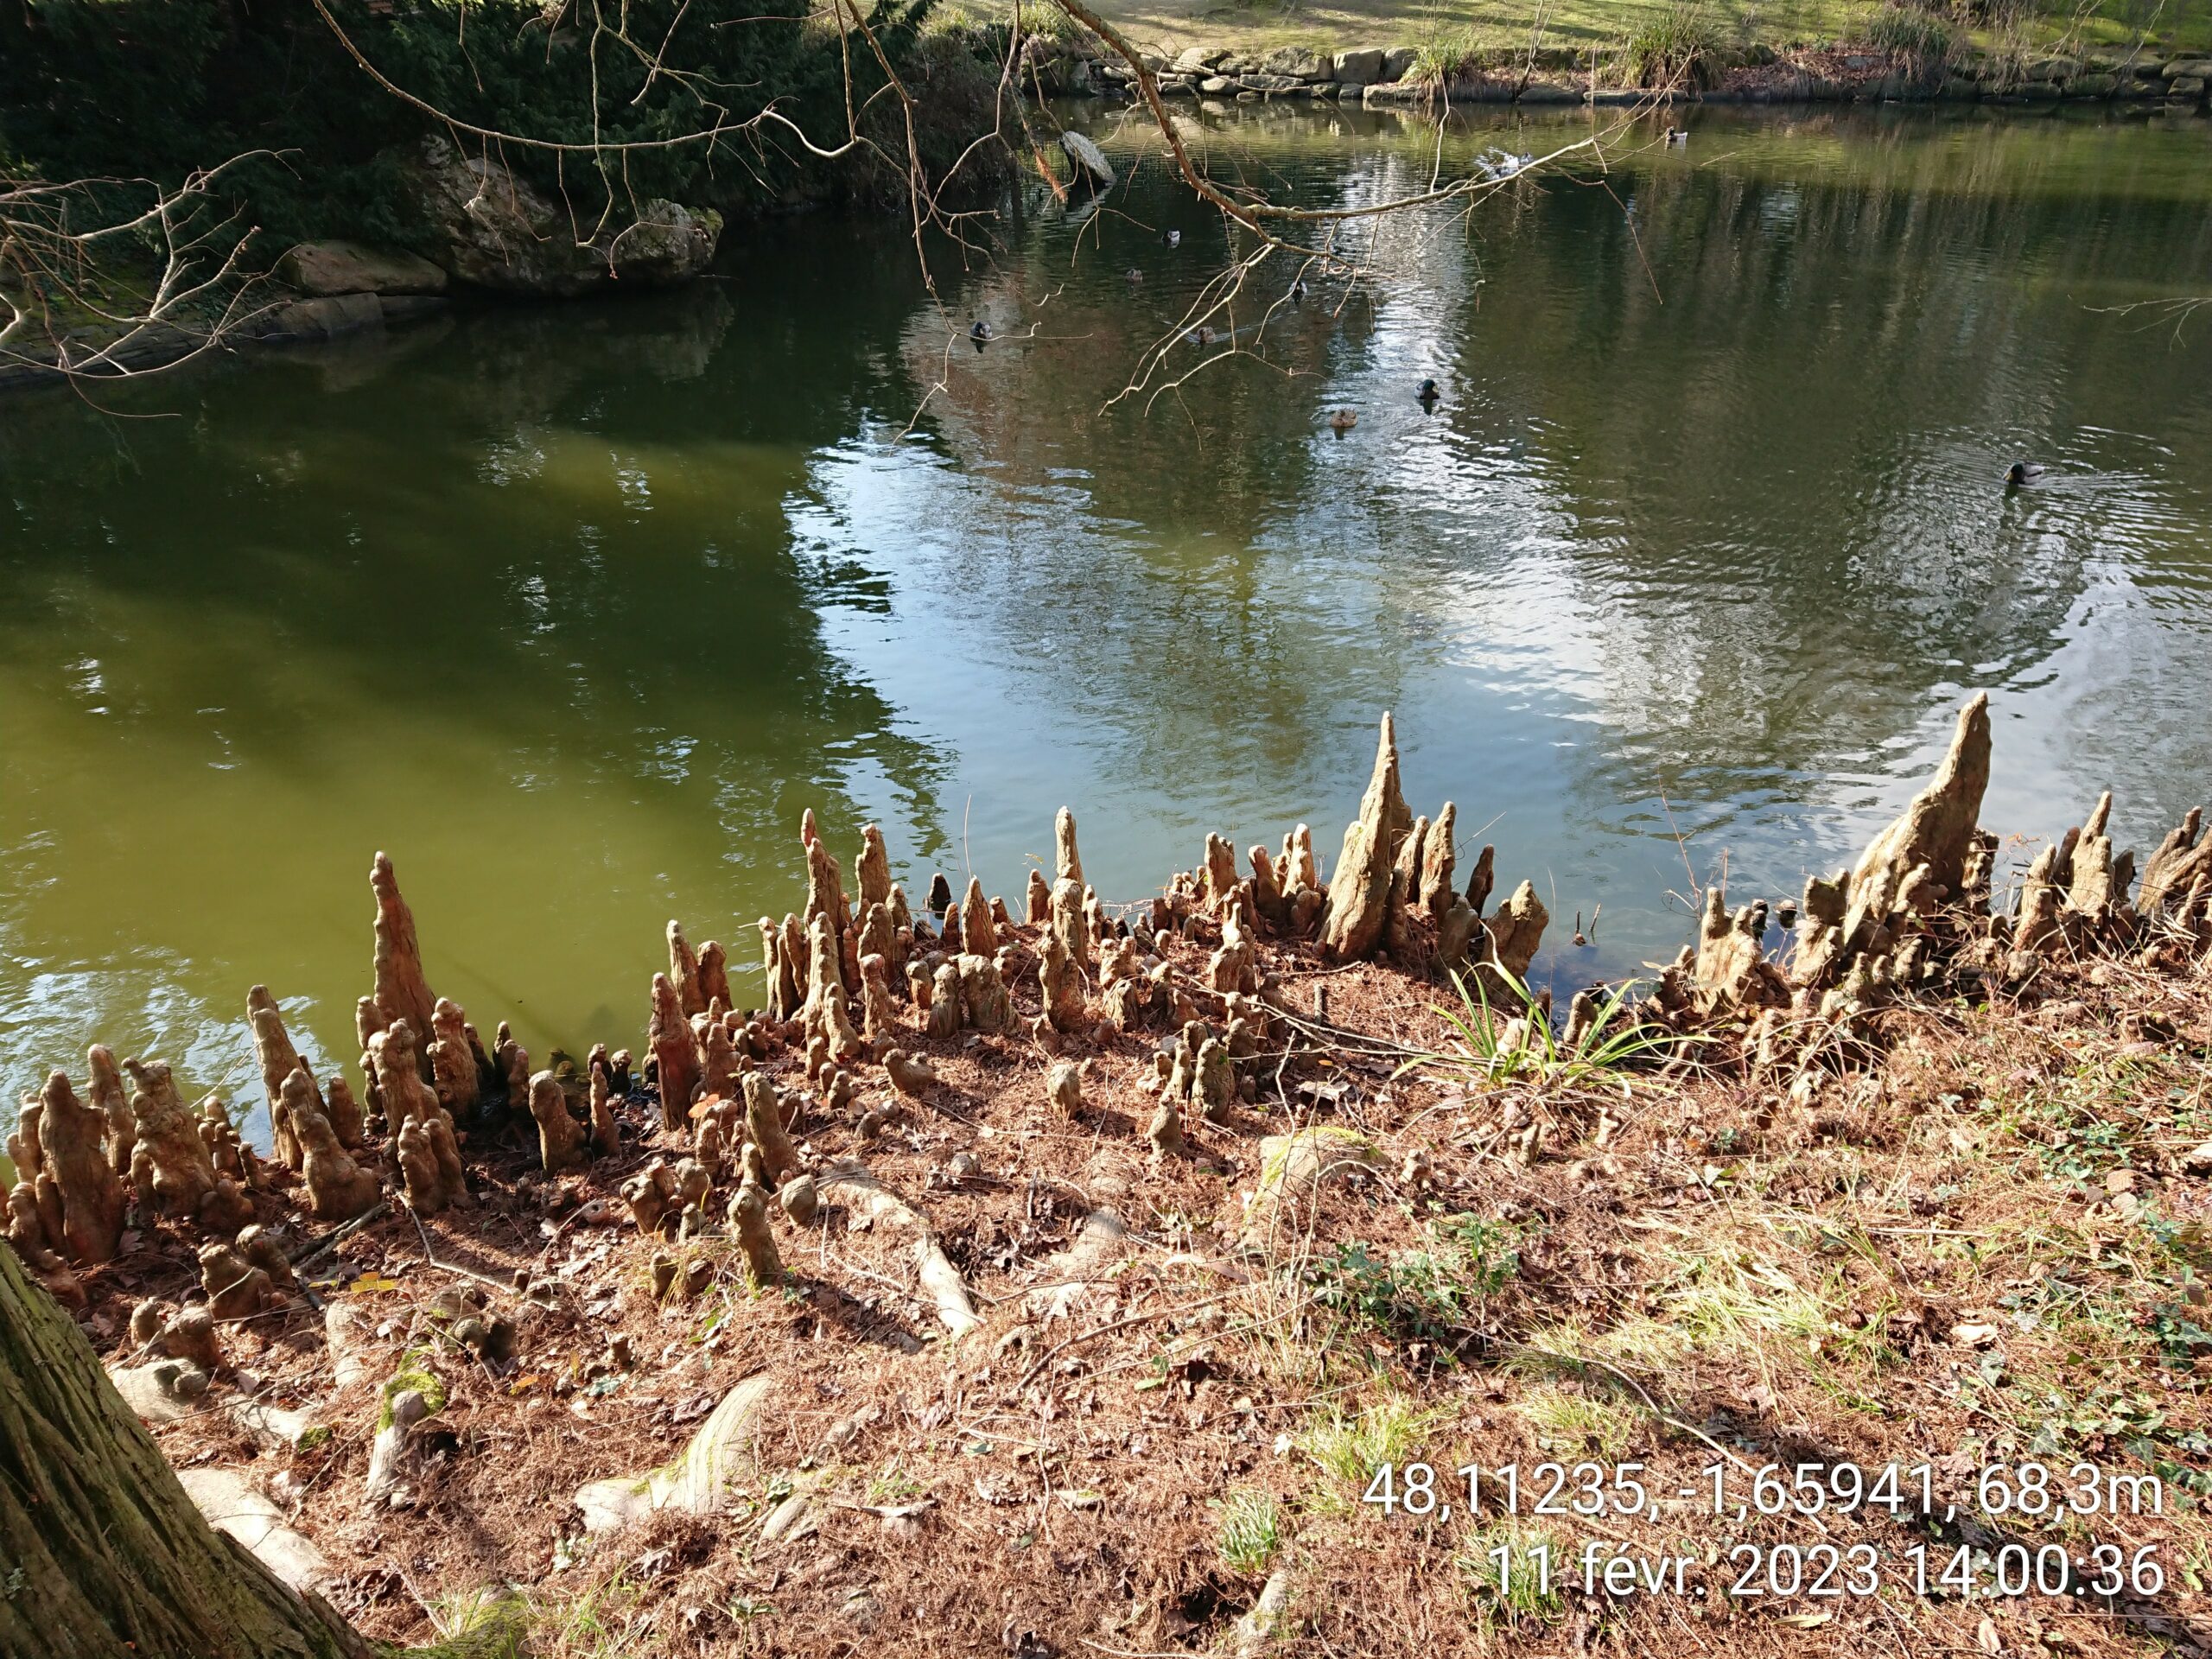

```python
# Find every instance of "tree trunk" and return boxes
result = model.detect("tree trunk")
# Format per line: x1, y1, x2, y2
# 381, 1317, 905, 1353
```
0, 1242, 372, 1659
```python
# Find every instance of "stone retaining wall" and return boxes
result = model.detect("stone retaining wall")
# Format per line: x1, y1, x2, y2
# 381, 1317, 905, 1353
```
1029, 39, 2211, 111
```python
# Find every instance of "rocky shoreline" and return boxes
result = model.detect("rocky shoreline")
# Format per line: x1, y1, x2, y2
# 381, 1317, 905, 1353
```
0, 139, 728, 395
1039, 39, 2212, 111
3, 48, 2199, 397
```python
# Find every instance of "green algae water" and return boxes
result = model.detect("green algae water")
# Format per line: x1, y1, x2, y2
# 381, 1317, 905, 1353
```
4, 105, 2211, 1135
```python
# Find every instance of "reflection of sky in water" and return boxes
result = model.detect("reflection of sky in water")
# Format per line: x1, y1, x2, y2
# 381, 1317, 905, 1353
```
836, 108, 2212, 976
3, 105, 2212, 1139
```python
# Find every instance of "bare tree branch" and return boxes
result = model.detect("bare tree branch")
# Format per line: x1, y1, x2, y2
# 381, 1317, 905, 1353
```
0, 156, 284, 386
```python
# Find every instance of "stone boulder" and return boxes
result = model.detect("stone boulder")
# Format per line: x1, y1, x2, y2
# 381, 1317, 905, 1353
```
262, 294, 389, 340
1261, 47, 1330, 79
276, 240, 448, 297
1333, 48, 1386, 85
1382, 46, 1420, 80
410, 137, 720, 298
1173, 45, 1229, 73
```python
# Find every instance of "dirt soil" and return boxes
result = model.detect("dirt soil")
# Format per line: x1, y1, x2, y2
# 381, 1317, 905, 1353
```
67, 888, 2212, 1659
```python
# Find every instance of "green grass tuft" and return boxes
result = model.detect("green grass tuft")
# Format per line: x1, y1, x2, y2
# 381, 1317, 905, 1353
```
1627, 3, 1721, 86
1402, 963, 1675, 1090
1214, 1488, 1286, 1576
1296, 1396, 1432, 1492
1516, 1386, 1637, 1456
407, 1588, 531, 1659
1867, 2, 1958, 66
1458, 1521, 1567, 1624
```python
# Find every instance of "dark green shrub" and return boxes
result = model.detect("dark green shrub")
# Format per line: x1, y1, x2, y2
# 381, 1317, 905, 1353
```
0, 0, 999, 253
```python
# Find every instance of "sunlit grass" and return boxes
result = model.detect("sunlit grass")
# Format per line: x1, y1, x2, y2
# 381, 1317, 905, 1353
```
1214, 1488, 1286, 1576
415, 1589, 531, 1659
1399, 964, 1675, 1091
1295, 1395, 1433, 1497
1515, 1386, 1637, 1456
1079, 0, 2206, 59
1458, 1520, 1567, 1624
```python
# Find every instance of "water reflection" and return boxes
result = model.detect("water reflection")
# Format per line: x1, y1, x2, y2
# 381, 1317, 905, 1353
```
0, 283, 950, 1127
3, 105, 2210, 1128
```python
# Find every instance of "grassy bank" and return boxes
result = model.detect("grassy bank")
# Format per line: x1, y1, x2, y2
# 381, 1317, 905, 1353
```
984, 0, 2212, 71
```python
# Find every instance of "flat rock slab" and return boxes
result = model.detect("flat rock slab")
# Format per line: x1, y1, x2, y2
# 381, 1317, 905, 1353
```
179, 1467, 333, 1592
1060, 130, 1115, 188
276, 239, 448, 297
109, 1362, 195, 1424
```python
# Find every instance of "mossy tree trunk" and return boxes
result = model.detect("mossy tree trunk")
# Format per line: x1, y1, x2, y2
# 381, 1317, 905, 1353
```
0, 1241, 371, 1659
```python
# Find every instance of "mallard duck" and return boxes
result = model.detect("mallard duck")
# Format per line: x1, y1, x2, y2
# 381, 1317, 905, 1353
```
1328, 409, 1357, 434
2005, 461, 2044, 486
1125, 267, 1143, 283
1417, 378, 1440, 406
1664, 127, 1688, 145
1290, 278, 1307, 304
1164, 228, 1182, 248
1187, 325, 1217, 347
969, 319, 993, 343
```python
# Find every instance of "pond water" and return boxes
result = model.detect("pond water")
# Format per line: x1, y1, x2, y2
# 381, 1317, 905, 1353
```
4, 103, 2212, 1135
